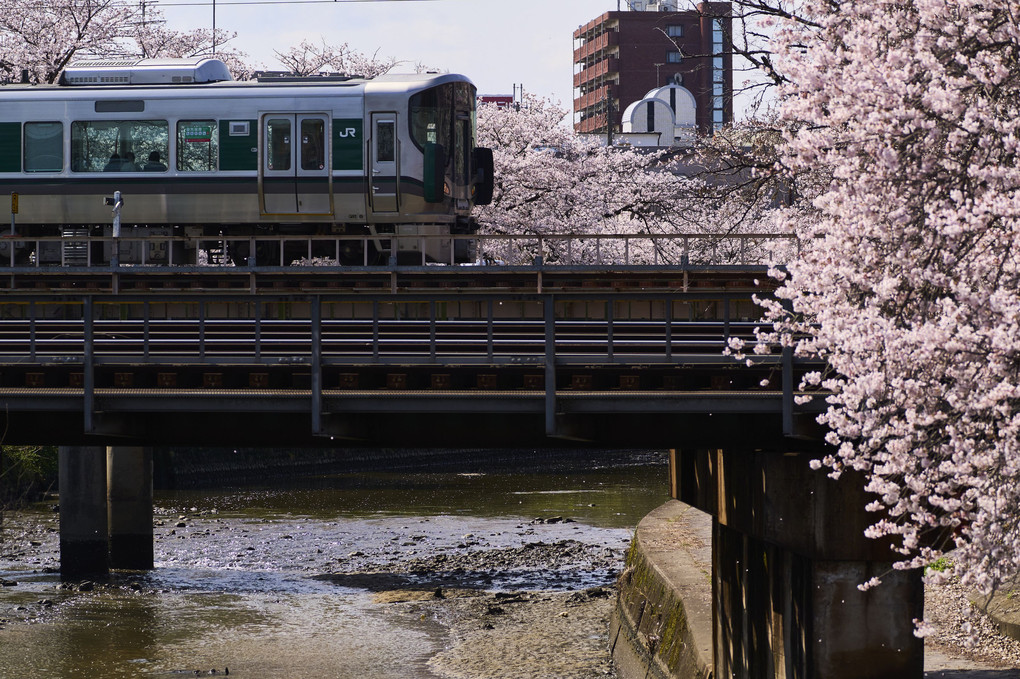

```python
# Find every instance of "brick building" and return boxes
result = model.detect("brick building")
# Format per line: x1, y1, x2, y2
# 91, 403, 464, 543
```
573, 1, 732, 139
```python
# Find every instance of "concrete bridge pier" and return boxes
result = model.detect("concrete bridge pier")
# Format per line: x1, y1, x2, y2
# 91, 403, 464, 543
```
58, 446, 109, 578
672, 448, 924, 679
58, 445, 154, 577
107, 446, 153, 570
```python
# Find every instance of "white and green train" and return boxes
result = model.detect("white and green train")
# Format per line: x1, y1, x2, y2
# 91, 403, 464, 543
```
0, 57, 493, 265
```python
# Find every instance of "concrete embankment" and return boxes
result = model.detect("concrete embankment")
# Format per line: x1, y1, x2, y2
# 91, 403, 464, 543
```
611, 499, 714, 679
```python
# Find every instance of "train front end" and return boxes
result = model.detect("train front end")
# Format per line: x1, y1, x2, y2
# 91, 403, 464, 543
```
365, 73, 493, 264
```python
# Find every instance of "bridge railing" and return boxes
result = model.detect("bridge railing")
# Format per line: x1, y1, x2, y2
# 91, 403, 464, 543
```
0, 232, 799, 269
0, 290, 824, 438
0, 291, 768, 365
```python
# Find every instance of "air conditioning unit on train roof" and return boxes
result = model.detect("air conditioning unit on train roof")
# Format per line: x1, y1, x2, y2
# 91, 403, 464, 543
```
59, 57, 233, 86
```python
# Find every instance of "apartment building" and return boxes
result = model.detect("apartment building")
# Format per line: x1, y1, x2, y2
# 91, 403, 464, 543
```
573, 1, 732, 140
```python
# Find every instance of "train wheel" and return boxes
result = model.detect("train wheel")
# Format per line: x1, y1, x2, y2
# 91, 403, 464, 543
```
337, 238, 365, 265
255, 241, 281, 267
227, 240, 251, 266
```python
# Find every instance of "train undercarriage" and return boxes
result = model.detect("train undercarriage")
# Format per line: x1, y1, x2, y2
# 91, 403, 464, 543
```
0, 220, 478, 268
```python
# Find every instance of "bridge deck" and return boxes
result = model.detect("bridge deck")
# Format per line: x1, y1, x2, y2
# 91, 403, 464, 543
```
0, 251, 824, 447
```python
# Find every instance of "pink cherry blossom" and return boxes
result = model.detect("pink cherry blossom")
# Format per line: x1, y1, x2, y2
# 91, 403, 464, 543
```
754, 0, 1020, 634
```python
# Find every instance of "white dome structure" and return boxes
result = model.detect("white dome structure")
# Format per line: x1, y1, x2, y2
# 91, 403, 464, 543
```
621, 81, 697, 146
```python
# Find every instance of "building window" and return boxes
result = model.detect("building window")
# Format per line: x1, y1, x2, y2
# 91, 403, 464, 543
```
711, 18, 726, 131
667, 51, 683, 64
666, 25, 684, 37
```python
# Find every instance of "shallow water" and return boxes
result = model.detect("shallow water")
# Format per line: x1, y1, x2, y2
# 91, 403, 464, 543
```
0, 453, 669, 678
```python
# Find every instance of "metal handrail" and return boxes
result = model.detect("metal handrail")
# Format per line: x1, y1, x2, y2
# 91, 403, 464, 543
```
0, 232, 799, 269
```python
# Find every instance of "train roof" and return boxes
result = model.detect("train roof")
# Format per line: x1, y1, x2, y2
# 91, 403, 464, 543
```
60, 57, 234, 86
0, 58, 475, 98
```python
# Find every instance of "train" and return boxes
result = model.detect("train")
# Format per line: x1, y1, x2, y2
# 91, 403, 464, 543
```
0, 57, 494, 266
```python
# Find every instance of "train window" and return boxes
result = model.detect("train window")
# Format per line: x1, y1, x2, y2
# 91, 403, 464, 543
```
177, 120, 219, 172
409, 81, 476, 154
70, 120, 168, 172
266, 119, 291, 171
409, 84, 452, 152
24, 122, 63, 173
300, 119, 325, 171
376, 121, 395, 163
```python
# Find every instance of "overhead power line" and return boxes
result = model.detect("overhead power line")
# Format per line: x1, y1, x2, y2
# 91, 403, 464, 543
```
155, 0, 449, 5
9, 0, 452, 9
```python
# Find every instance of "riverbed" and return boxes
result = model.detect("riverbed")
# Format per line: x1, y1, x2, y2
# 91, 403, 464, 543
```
0, 451, 669, 678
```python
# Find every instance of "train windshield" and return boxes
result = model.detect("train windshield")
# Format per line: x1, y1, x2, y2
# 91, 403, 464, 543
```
409, 81, 476, 189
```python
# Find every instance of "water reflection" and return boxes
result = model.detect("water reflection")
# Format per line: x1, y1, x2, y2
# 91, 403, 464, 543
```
158, 459, 667, 528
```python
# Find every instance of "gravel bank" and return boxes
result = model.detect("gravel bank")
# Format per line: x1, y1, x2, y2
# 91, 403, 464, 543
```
925, 579, 1020, 671
402, 588, 617, 679
318, 537, 626, 678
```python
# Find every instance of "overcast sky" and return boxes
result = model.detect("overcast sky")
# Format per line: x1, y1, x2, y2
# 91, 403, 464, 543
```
156, 0, 623, 105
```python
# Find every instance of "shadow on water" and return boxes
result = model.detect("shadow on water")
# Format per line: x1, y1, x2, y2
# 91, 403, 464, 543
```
155, 451, 671, 530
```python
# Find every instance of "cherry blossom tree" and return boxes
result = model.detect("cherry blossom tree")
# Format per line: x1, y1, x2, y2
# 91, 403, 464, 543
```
0, 1, 246, 83
0, 0, 131, 83
734, 0, 1020, 628
273, 38, 403, 78
132, 20, 248, 79
473, 94, 789, 265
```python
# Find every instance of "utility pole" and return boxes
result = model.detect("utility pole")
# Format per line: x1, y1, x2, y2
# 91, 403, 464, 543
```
606, 93, 614, 146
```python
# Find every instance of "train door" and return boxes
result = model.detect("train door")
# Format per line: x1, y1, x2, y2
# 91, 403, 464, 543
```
369, 112, 398, 213
260, 113, 332, 216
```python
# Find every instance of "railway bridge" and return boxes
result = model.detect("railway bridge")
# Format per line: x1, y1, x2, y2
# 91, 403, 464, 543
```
1, 233, 923, 679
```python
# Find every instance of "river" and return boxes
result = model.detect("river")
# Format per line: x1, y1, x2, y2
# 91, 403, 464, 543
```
0, 451, 669, 679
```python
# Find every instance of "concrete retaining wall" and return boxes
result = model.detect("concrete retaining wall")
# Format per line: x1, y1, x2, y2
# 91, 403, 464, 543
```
611, 500, 714, 679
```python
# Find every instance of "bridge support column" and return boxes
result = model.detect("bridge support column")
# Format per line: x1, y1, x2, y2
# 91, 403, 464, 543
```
672, 448, 924, 679
107, 446, 153, 570
58, 445, 109, 578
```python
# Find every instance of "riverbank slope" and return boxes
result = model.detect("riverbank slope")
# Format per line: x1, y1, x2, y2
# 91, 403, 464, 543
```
611, 500, 1020, 678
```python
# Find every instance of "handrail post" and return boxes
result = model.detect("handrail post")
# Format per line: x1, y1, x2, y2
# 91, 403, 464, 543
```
723, 296, 731, 347
198, 300, 206, 362
486, 298, 494, 362
83, 296, 94, 433
544, 295, 557, 437
429, 300, 437, 361
143, 301, 150, 359
664, 296, 672, 361
29, 300, 36, 361
255, 300, 262, 361
607, 299, 614, 362
782, 345, 794, 436
311, 296, 322, 435
109, 190, 122, 269
372, 300, 380, 363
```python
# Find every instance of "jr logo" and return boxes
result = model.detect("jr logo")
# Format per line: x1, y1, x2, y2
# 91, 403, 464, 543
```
337, 127, 358, 139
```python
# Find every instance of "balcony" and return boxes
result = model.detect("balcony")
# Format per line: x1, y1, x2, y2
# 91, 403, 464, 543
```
575, 114, 609, 134
572, 30, 619, 63
574, 57, 620, 88
573, 84, 617, 114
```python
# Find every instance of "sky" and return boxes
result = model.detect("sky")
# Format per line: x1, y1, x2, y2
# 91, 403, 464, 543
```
154, 0, 624, 106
